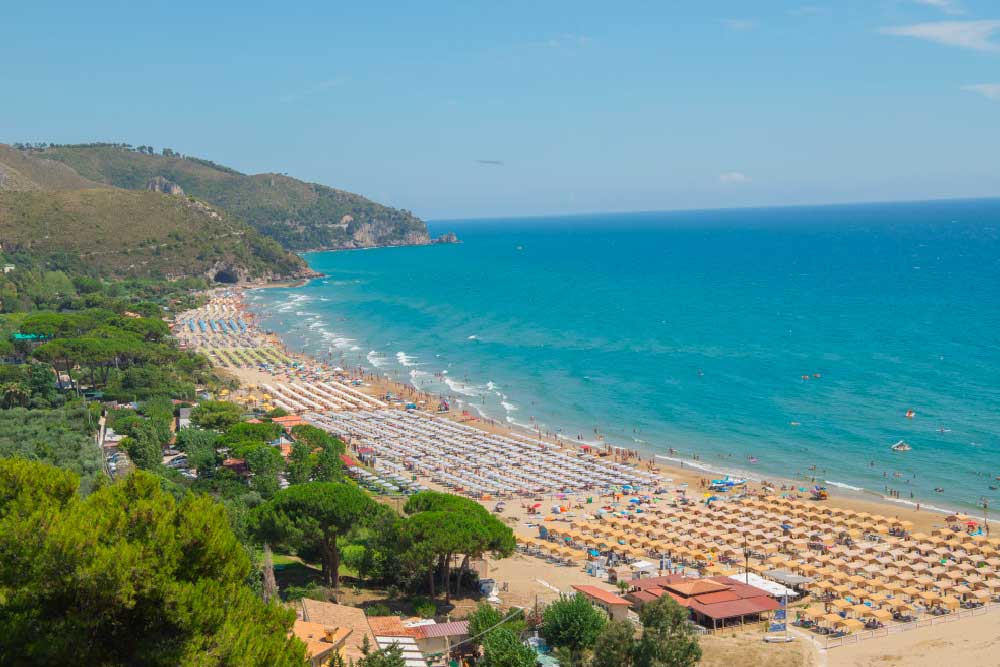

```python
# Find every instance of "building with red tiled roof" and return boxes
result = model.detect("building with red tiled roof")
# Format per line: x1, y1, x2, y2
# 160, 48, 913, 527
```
272, 414, 307, 430
221, 457, 248, 476
626, 575, 779, 630
366, 615, 411, 637
572, 585, 631, 622
291, 620, 351, 667
299, 599, 375, 663
411, 620, 470, 658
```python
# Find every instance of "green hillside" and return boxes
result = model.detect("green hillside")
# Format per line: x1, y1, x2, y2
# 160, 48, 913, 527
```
0, 187, 307, 281
33, 143, 430, 250
0, 144, 105, 192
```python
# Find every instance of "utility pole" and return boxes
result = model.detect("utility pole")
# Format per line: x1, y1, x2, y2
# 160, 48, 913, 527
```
742, 535, 751, 585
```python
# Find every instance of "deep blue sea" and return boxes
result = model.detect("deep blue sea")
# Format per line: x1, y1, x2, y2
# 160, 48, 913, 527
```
251, 200, 1000, 512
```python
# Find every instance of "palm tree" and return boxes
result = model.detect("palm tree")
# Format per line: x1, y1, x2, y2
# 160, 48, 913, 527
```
0, 382, 30, 409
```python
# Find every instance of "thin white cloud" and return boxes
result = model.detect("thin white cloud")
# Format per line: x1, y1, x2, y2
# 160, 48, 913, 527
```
913, 0, 965, 16
719, 171, 751, 185
880, 20, 1000, 51
963, 83, 1000, 100
547, 35, 592, 49
725, 18, 758, 31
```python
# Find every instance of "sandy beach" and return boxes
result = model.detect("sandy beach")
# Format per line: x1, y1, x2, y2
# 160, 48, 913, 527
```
173, 286, 1000, 667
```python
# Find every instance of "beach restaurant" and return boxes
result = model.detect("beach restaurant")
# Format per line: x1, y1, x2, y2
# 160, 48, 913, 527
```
626, 575, 780, 630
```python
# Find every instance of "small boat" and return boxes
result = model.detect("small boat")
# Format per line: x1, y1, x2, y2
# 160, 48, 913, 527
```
934, 487, 944, 493
890, 440, 912, 452
905, 409, 916, 418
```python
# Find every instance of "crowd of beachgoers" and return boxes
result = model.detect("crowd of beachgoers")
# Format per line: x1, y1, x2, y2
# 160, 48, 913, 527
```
173, 287, 1000, 652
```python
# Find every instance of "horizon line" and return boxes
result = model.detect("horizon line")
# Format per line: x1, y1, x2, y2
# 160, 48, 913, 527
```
426, 194, 1000, 224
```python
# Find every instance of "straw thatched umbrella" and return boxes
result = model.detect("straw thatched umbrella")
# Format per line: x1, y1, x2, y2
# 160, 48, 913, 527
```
849, 603, 870, 617
835, 618, 865, 633
939, 596, 960, 610
917, 590, 940, 603
822, 613, 843, 627
863, 608, 893, 622
849, 588, 869, 601
803, 606, 827, 620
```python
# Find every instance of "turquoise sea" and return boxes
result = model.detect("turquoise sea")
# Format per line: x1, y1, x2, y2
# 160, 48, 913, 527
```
250, 200, 1000, 512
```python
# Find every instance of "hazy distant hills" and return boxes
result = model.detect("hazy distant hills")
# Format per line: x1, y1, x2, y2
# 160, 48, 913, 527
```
0, 144, 309, 282
33, 143, 432, 251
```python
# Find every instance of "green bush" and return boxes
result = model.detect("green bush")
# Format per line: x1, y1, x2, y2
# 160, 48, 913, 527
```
411, 596, 436, 619
364, 604, 393, 617
282, 583, 330, 602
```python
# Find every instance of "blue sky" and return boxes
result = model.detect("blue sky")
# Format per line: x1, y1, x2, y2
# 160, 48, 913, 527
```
2, 1, 999, 219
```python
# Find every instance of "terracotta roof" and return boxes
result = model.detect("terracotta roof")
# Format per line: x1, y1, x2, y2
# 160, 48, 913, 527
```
665, 591, 692, 607
366, 615, 411, 637
412, 621, 470, 639
300, 600, 375, 661
693, 590, 741, 605
689, 595, 780, 620
667, 579, 730, 597
292, 620, 349, 664
273, 415, 307, 427
573, 585, 630, 605
628, 590, 659, 604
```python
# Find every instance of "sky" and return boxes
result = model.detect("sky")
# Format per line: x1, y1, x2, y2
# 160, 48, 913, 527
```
2, 1, 999, 220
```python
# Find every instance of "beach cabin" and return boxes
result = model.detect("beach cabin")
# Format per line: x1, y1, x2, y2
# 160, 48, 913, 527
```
572, 585, 631, 622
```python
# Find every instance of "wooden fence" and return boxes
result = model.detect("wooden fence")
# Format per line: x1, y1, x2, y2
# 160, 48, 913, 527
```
820, 603, 995, 649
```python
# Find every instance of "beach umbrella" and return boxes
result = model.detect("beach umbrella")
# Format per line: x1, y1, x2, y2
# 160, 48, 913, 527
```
939, 596, 960, 609
834, 618, 864, 633
803, 607, 827, 620
864, 609, 892, 622
849, 603, 870, 616
821, 613, 843, 626
830, 599, 852, 610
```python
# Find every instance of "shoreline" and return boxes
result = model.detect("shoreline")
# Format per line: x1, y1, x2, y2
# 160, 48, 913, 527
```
244, 285, 957, 533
